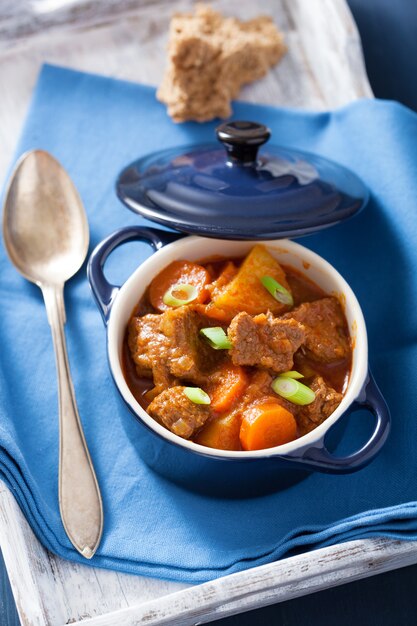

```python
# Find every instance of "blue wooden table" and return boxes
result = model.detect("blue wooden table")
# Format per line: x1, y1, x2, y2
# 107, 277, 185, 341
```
1, 0, 417, 623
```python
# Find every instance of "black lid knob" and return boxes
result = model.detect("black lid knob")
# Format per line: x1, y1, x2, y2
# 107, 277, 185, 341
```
216, 121, 271, 165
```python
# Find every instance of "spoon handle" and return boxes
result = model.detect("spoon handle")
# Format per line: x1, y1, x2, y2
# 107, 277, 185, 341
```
42, 284, 103, 559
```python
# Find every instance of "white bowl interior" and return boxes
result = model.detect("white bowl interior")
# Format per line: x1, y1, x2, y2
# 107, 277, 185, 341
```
108, 237, 368, 459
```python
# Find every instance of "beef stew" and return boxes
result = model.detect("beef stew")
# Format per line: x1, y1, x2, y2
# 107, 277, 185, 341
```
123, 245, 351, 451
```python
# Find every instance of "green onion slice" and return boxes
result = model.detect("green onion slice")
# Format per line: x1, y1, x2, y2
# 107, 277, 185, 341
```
183, 387, 211, 405
271, 377, 315, 405
279, 370, 304, 379
261, 275, 294, 306
163, 283, 198, 307
200, 327, 232, 350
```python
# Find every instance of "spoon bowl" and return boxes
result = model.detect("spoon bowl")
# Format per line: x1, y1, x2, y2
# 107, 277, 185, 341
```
3, 150, 89, 285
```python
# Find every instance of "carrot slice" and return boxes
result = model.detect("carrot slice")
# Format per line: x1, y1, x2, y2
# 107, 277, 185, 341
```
195, 411, 242, 451
149, 260, 211, 312
209, 365, 248, 413
240, 403, 297, 451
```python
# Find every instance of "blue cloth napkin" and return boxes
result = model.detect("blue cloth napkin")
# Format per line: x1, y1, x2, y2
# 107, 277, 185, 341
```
1, 64, 417, 583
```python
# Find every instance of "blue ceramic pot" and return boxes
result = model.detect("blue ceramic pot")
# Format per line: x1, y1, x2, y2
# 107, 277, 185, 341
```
87, 227, 390, 497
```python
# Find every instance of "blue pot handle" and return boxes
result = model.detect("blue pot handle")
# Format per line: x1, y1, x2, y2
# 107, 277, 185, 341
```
287, 372, 391, 472
87, 226, 183, 324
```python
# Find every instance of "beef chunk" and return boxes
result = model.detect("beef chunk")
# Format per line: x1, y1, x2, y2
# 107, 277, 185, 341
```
128, 307, 224, 391
297, 376, 343, 435
240, 370, 294, 412
228, 312, 305, 373
128, 314, 174, 389
282, 297, 350, 363
242, 370, 275, 401
148, 386, 211, 438
159, 306, 224, 384
235, 370, 276, 410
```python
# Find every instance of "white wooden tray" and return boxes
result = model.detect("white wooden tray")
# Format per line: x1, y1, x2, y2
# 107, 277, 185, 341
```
2, 1, 415, 625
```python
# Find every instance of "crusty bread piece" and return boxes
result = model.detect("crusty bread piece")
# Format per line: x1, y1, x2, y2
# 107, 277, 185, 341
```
157, 4, 286, 122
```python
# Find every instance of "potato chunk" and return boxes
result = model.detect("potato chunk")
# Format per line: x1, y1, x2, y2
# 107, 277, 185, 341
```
195, 411, 242, 450
211, 245, 292, 320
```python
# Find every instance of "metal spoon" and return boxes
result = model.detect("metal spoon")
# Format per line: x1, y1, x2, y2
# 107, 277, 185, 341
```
2, 150, 103, 559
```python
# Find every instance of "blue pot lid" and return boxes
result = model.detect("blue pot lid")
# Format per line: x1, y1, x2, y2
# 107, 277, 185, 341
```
116, 121, 369, 240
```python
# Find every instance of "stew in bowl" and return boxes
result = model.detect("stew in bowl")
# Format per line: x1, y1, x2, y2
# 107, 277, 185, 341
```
124, 244, 352, 452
